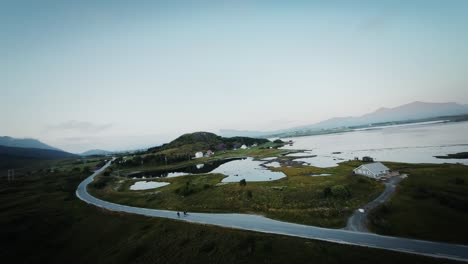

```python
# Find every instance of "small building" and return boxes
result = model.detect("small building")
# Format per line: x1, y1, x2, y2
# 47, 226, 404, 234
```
240, 144, 248, 149
353, 162, 390, 179
362, 156, 374, 162
194, 152, 203, 158
204, 150, 214, 157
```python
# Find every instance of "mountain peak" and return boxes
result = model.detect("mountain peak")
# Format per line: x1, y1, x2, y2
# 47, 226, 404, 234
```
0, 136, 61, 151
373, 107, 389, 113
219, 101, 468, 137
80, 149, 113, 156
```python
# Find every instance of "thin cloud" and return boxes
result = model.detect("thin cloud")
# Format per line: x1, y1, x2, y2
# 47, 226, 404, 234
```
46, 120, 112, 133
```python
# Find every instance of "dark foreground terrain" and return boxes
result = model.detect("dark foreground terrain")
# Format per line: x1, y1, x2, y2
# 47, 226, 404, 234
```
0, 162, 462, 264
369, 162, 468, 244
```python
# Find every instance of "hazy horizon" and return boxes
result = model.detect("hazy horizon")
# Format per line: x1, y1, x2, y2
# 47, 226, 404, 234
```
3, 100, 467, 153
2, 1, 468, 152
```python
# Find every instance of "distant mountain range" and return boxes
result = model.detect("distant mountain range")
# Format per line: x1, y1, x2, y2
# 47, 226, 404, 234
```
80, 149, 113, 156
0, 136, 79, 160
0, 136, 61, 151
0, 145, 78, 160
0, 136, 114, 157
220, 101, 468, 138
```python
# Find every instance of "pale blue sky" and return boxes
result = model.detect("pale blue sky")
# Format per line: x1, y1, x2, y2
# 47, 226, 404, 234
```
1, 1, 468, 152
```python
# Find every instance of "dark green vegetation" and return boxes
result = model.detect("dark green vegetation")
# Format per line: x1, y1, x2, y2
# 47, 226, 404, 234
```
148, 131, 269, 154
369, 163, 468, 244
0, 145, 78, 160
0, 154, 106, 185
0, 136, 77, 169
434, 152, 468, 159
90, 161, 384, 227
0, 159, 460, 264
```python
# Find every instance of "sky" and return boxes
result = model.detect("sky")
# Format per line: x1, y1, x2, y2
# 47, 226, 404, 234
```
1, 0, 468, 153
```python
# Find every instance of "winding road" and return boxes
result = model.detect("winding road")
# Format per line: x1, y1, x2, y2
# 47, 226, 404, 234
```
76, 161, 468, 262
346, 175, 404, 232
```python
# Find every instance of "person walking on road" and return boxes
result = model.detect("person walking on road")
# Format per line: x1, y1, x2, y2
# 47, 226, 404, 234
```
177, 212, 180, 217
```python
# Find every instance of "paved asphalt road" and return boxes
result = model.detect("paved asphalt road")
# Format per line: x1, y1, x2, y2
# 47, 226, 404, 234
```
77, 161, 468, 262
346, 175, 404, 232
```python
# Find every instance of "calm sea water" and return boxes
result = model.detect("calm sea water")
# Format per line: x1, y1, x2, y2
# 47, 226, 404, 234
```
282, 121, 468, 167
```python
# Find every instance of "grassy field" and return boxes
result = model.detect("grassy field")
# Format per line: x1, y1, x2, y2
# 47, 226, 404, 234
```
0, 160, 461, 264
89, 160, 384, 227
368, 162, 468, 244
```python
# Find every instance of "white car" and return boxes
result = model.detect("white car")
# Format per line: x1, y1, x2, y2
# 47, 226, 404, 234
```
358, 208, 365, 213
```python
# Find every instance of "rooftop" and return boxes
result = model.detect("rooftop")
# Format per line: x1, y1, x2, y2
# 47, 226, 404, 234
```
355, 162, 389, 174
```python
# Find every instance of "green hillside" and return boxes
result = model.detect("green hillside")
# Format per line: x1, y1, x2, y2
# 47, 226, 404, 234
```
0, 145, 77, 161
147, 132, 269, 155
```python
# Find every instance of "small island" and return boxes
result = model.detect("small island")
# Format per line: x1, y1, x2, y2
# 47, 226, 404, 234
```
434, 152, 468, 159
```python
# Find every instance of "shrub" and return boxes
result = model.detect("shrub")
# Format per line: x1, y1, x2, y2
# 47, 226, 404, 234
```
455, 177, 465, 185
322, 186, 332, 198
331, 185, 350, 198
175, 181, 195, 196
412, 186, 430, 199
92, 177, 111, 189
262, 240, 273, 252
237, 235, 256, 253
357, 177, 370, 184
199, 241, 216, 253
240, 179, 247, 186
368, 204, 392, 232
82, 166, 91, 174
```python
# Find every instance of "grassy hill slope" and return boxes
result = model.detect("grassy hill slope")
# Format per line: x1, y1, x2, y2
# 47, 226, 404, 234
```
148, 131, 270, 155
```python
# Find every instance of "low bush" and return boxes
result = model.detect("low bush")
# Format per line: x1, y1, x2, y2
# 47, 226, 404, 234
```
239, 179, 247, 186
331, 185, 351, 198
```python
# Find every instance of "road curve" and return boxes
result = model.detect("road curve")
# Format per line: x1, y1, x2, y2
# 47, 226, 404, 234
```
346, 176, 404, 232
77, 161, 468, 263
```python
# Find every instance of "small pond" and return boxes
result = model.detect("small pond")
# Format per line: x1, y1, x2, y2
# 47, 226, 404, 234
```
211, 157, 286, 182
127, 157, 286, 183
264, 161, 281, 168
127, 158, 240, 178
309, 173, 332, 176
130, 181, 170, 190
